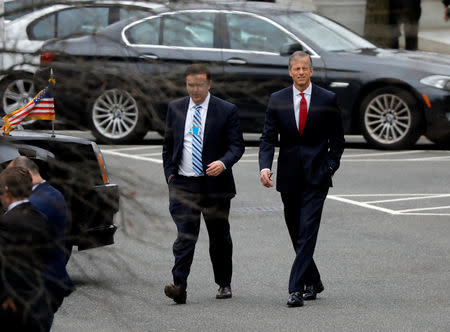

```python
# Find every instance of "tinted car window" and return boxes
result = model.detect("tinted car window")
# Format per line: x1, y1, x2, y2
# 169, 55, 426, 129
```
125, 17, 160, 45
119, 8, 151, 20
30, 13, 56, 39
277, 12, 375, 51
226, 13, 296, 53
162, 12, 215, 48
56, 7, 109, 37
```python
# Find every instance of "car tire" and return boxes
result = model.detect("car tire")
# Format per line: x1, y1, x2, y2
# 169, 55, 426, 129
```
89, 88, 148, 144
427, 135, 450, 149
0, 73, 36, 125
359, 86, 423, 149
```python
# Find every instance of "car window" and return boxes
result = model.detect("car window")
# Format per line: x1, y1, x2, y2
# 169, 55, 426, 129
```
162, 12, 215, 48
225, 13, 296, 53
4, 0, 33, 21
29, 13, 56, 40
119, 8, 152, 20
125, 17, 160, 45
277, 12, 375, 51
56, 7, 109, 37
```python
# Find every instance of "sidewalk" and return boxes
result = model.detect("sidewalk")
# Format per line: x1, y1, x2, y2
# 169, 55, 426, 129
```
418, 0, 450, 54
419, 28, 450, 54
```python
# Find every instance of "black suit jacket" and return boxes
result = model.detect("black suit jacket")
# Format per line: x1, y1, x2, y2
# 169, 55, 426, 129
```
259, 84, 345, 192
162, 95, 244, 195
0, 202, 51, 302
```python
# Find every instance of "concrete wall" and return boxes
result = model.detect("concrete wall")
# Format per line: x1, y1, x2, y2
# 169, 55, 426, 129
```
311, 0, 449, 33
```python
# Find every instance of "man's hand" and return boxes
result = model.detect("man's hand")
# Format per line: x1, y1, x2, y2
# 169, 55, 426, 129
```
206, 161, 224, 177
260, 169, 273, 188
2, 298, 17, 312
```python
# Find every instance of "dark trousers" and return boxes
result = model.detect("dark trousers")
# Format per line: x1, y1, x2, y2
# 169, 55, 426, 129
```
168, 176, 233, 289
281, 185, 328, 293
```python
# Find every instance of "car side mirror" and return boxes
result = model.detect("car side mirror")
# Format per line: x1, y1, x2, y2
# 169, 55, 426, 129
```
280, 42, 304, 56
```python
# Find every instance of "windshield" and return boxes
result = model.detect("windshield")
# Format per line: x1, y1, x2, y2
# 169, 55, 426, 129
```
277, 12, 376, 52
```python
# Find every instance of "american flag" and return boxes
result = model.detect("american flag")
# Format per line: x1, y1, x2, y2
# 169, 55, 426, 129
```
2, 87, 55, 135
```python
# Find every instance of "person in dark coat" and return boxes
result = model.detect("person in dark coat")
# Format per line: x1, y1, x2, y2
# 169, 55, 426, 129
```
388, 0, 422, 50
162, 64, 244, 304
9, 156, 74, 318
0, 166, 53, 331
259, 51, 345, 307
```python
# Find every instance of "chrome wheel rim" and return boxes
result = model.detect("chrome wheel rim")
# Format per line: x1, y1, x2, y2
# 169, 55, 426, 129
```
2, 78, 35, 125
92, 89, 139, 140
364, 93, 411, 145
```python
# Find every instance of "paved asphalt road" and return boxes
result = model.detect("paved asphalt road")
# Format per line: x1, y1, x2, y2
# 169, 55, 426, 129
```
51, 132, 450, 332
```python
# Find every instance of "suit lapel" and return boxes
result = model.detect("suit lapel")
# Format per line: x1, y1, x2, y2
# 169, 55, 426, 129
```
203, 96, 215, 142
177, 96, 190, 135
284, 88, 298, 133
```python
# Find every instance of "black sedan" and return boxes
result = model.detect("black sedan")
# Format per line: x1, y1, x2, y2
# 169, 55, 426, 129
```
35, 2, 450, 149
0, 131, 119, 260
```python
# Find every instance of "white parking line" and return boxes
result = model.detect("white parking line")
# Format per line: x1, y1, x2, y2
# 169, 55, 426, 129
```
328, 194, 450, 216
343, 150, 423, 158
104, 146, 161, 152
140, 152, 164, 157
364, 193, 450, 204
327, 195, 396, 214
396, 205, 450, 213
102, 150, 162, 163
341, 157, 450, 162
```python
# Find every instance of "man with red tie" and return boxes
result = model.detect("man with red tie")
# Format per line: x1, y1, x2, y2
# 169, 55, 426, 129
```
259, 51, 345, 307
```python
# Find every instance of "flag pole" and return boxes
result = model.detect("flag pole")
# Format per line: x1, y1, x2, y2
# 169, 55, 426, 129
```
50, 68, 55, 137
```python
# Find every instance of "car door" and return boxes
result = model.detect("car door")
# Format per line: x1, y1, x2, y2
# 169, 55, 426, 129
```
123, 10, 223, 112
220, 11, 326, 132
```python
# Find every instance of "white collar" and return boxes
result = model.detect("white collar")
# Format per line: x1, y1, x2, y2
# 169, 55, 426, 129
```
293, 83, 312, 96
188, 92, 210, 110
32, 180, 46, 191
6, 199, 29, 213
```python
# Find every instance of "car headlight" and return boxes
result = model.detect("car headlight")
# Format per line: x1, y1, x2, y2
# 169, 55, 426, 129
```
420, 75, 450, 90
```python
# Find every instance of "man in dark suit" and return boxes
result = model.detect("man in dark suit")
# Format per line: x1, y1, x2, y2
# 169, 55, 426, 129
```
9, 156, 74, 317
388, 0, 421, 50
259, 51, 345, 307
0, 166, 53, 331
162, 64, 244, 304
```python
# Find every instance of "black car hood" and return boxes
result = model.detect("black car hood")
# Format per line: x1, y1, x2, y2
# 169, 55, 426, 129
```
379, 49, 450, 67
337, 48, 450, 74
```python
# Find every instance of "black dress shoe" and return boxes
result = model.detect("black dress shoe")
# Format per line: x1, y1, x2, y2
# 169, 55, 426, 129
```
302, 280, 324, 301
216, 286, 232, 299
164, 284, 187, 304
286, 292, 304, 307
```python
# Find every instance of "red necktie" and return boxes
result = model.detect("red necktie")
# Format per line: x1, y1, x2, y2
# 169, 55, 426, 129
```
299, 92, 307, 135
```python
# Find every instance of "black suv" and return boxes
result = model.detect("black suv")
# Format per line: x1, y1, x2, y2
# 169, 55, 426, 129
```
0, 131, 119, 258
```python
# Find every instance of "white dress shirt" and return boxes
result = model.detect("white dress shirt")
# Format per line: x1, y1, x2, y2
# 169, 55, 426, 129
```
293, 83, 312, 131
178, 93, 210, 177
5, 199, 29, 214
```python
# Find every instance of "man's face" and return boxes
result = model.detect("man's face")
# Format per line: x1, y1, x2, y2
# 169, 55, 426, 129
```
186, 73, 211, 105
289, 56, 313, 91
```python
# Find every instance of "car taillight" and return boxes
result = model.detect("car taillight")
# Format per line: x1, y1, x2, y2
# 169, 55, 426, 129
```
40, 52, 56, 64
92, 142, 110, 184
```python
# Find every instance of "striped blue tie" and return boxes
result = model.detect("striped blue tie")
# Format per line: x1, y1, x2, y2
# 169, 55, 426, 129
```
192, 105, 203, 176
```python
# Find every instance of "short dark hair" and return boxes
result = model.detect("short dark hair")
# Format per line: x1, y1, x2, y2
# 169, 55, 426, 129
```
11, 156, 40, 175
0, 166, 32, 199
185, 64, 211, 80
289, 51, 313, 70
